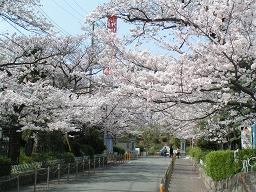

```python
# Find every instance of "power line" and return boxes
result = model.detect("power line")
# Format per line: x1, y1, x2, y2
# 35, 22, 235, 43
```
52, 0, 84, 25
2, 17, 27, 37
62, 0, 85, 18
36, 6, 70, 36
72, 0, 88, 13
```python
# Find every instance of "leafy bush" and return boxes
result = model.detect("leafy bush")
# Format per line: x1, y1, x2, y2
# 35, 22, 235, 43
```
0, 156, 11, 177
80, 144, 95, 158
113, 145, 125, 155
196, 139, 218, 150
36, 130, 65, 153
235, 149, 256, 172
19, 150, 35, 164
205, 150, 236, 181
34, 152, 58, 162
189, 147, 202, 162
76, 127, 105, 154
237, 149, 256, 160
58, 152, 75, 163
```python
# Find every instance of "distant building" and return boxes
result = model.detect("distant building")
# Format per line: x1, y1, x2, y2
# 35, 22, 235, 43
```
104, 131, 113, 153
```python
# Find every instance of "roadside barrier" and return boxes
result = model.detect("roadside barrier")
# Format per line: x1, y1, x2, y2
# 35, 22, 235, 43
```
242, 156, 256, 172
159, 157, 176, 192
0, 154, 127, 192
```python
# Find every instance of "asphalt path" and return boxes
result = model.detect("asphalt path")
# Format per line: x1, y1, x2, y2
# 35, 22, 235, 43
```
14, 157, 170, 192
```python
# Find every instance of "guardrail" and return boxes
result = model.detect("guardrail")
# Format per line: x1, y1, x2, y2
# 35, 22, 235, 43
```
160, 157, 176, 192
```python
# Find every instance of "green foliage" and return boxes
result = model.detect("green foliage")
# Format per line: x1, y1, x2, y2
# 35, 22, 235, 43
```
113, 145, 125, 155
189, 147, 202, 162
57, 152, 75, 163
235, 149, 256, 172
148, 144, 162, 155
20, 151, 75, 165
196, 139, 218, 150
33, 152, 58, 162
237, 149, 256, 160
139, 128, 161, 150
19, 150, 35, 164
170, 137, 180, 148
0, 156, 11, 177
80, 145, 95, 158
36, 130, 65, 153
205, 150, 236, 181
76, 128, 105, 154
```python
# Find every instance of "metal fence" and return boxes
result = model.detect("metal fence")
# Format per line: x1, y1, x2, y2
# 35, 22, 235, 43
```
242, 156, 256, 172
0, 154, 128, 192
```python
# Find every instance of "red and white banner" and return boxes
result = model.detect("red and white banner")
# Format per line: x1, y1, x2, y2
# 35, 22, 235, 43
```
107, 15, 117, 33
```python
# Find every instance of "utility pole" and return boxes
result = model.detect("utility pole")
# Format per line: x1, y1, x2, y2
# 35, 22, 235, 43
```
89, 22, 95, 94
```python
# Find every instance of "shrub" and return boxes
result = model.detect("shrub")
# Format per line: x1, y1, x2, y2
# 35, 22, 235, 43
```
189, 147, 202, 163
205, 150, 236, 181
237, 149, 256, 161
80, 144, 95, 158
235, 149, 256, 172
113, 145, 125, 155
0, 156, 11, 177
35, 153, 58, 162
58, 152, 75, 163
19, 151, 35, 164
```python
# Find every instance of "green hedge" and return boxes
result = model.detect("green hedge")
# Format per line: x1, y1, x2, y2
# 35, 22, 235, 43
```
0, 156, 11, 177
205, 150, 236, 181
56, 152, 75, 163
113, 145, 125, 155
80, 144, 95, 158
236, 149, 256, 172
189, 147, 202, 162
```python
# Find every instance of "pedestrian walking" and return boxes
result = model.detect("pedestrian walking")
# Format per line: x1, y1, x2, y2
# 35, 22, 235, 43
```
169, 145, 173, 158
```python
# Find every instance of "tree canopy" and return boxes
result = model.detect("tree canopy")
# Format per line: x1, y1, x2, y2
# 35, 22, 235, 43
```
0, 0, 255, 143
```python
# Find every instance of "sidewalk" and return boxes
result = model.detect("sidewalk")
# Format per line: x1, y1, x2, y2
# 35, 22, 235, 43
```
169, 158, 208, 192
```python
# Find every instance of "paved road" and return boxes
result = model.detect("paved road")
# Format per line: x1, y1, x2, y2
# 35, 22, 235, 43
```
14, 157, 170, 192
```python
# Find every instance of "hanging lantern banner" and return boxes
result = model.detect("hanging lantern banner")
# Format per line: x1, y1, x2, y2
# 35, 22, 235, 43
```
107, 15, 117, 33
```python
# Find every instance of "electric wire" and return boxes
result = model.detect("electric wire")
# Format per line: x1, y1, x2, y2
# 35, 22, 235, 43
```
36, 6, 70, 36
2, 17, 27, 37
62, 0, 85, 18
72, 0, 88, 14
52, 0, 84, 25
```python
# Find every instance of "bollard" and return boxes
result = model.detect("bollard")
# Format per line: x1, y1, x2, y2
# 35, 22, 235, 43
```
160, 183, 165, 192
47, 167, 50, 190
75, 161, 78, 178
17, 174, 20, 192
82, 159, 85, 175
67, 163, 70, 181
57, 164, 60, 184
88, 159, 91, 176
93, 157, 96, 174
34, 168, 37, 192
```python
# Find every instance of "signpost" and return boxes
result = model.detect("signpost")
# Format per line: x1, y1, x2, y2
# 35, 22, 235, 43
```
241, 126, 253, 149
252, 123, 256, 149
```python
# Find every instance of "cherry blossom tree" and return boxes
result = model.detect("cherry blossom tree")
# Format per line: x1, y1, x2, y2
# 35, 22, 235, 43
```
86, 0, 256, 139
